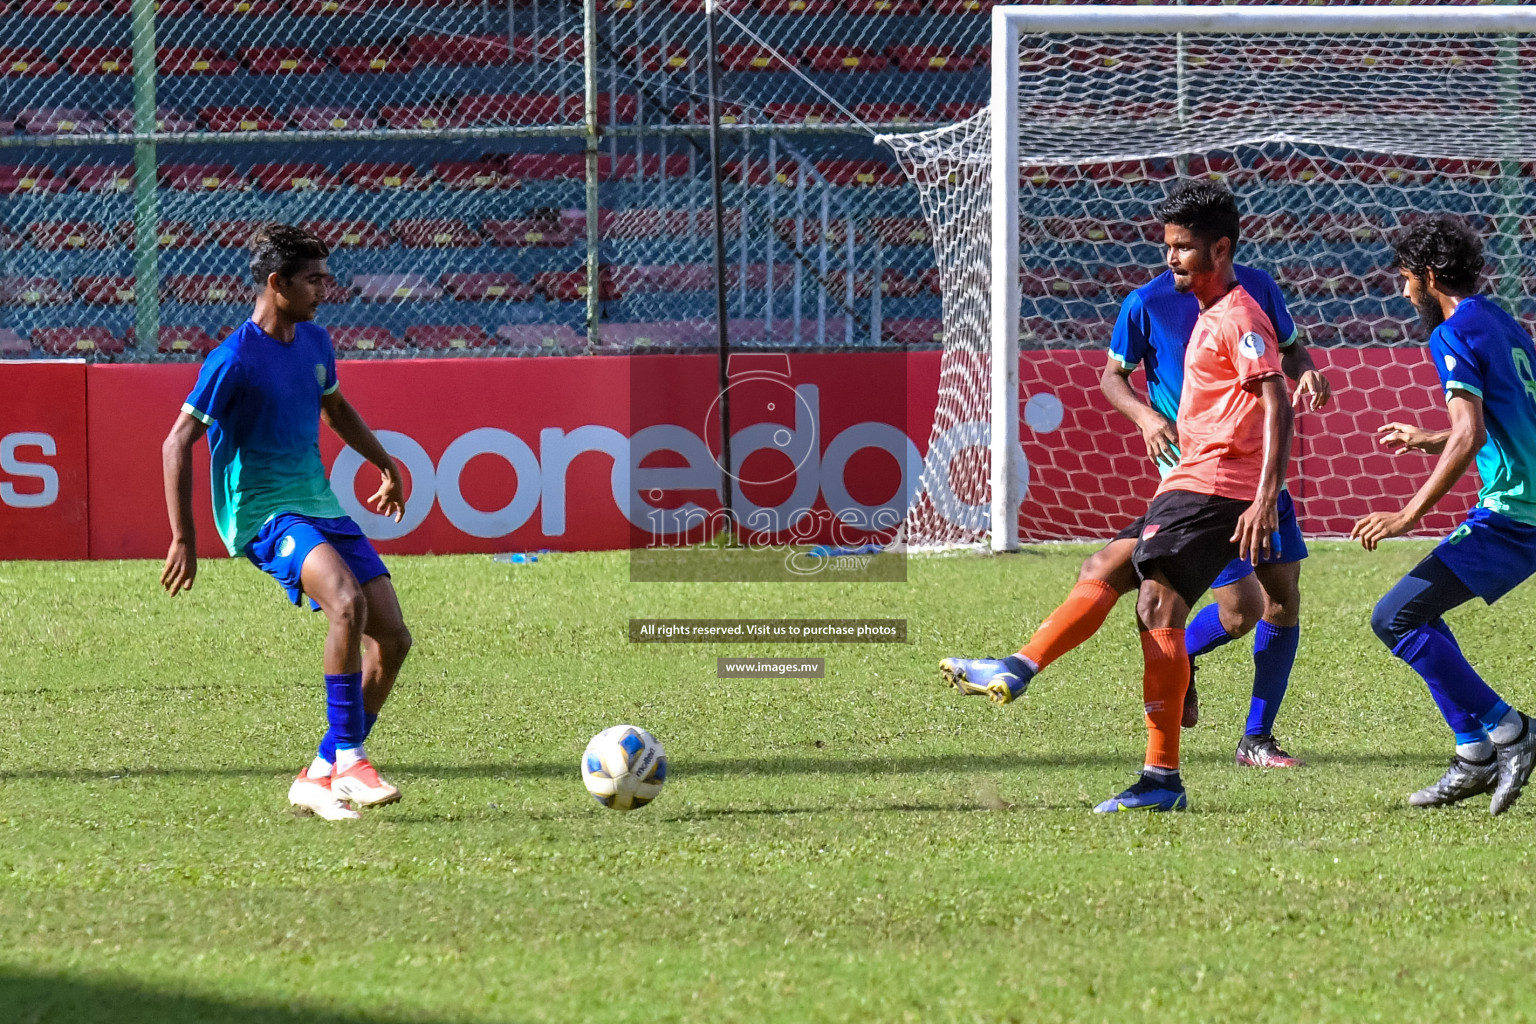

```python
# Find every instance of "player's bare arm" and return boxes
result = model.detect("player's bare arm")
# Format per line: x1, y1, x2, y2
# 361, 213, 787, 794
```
161, 411, 208, 595
1353, 395, 1483, 550
321, 389, 404, 523
1231, 375, 1293, 564
1378, 422, 1450, 455
1100, 355, 1178, 463
1281, 337, 1332, 411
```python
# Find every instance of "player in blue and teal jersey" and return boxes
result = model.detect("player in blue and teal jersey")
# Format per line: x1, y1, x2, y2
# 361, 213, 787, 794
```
941, 182, 1333, 770
161, 223, 412, 821
1354, 215, 1536, 815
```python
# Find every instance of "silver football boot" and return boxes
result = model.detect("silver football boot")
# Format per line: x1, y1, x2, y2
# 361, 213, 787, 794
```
1408, 757, 1497, 808
1491, 714, 1536, 816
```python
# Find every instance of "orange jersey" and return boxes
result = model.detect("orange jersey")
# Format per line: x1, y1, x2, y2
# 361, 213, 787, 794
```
1156, 284, 1285, 501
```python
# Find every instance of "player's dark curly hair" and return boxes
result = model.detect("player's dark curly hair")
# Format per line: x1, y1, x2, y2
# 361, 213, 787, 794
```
1392, 216, 1485, 293
248, 222, 330, 285
1156, 179, 1241, 247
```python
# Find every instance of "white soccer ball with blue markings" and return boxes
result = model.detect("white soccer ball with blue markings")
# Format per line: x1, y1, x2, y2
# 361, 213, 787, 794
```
581, 725, 667, 810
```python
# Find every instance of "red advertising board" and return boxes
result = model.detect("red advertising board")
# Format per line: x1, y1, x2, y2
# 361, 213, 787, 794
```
0, 361, 89, 560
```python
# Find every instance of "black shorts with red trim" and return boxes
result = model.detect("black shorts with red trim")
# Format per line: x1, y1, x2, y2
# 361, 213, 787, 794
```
1127, 489, 1251, 607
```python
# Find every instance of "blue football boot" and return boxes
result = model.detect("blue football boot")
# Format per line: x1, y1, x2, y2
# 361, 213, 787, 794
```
938, 657, 1031, 705
1093, 773, 1189, 813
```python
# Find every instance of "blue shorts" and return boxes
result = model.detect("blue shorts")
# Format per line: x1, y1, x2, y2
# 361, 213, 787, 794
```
1211, 489, 1309, 589
245, 512, 389, 608
1433, 505, 1536, 604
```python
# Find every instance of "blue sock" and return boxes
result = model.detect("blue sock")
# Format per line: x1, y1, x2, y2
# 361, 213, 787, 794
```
323, 672, 366, 759
1246, 621, 1299, 736
1393, 625, 1507, 728
1184, 603, 1234, 660
319, 711, 378, 764
1001, 655, 1036, 682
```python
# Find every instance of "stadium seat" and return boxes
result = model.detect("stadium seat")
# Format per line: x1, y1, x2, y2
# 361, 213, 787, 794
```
199, 106, 286, 132
846, 0, 921, 13
33, 326, 125, 356
719, 45, 793, 72
1187, 153, 1248, 182
1080, 159, 1176, 184
852, 103, 925, 126
742, 263, 799, 291
1357, 154, 1432, 185
495, 323, 585, 355
763, 103, 843, 125
1241, 212, 1307, 245
433, 160, 514, 190
379, 104, 451, 130
758, 0, 836, 13
61, 47, 132, 75
441, 272, 535, 302
339, 162, 425, 190
824, 269, 920, 298
243, 46, 328, 75
392, 219, 482, 248
304, 219, 391, 248
886, 45, 976, 72
107, 0, 195, 11
528, 35, 581, 63
483, 218, 575, 247
147, 221, 201, 249
19, 108, 107, 134
0, 48, 61, 77
290, 0, 375, 13
165, 275, 253, 304
598, 322, 711, 354
1309, 212, 1388, 244
0, 166, 58, 197
884, 318, 944, 346
0, 225, 18, 250
454, 93, 562, 126
68, 163, 133, 192
28, 220, 113, 250
815, 159, 904, 187
250, 162, 339, 191
352, 274, 442, 302
75, 276, 138, 305
1276, 264, 1364, 298
330, 326, 402, 353
501, 153, 584, 180
1434, 158, 1501, 180
202, 0, 283, 13
869, 218, 930, 247
157, 326, 217, 355
0, 329, 27, 358
405, 325, 492, 351
20, 0, 101, 13
158, 47, 240, 75
772, 218, 859, 245
583, 94, 638, 124
0, 276, 68, 306
930, 0, 995, 11
670, 101, 749, 125
408, 34, 513, 66
1041, 216, 1152, 244
1258, 156, 1345, 183
1338, 315, 1411, 345
935, 102, 981, 121
628, 45, 692, 73
599, 153, 692, 180
211, 220, 266, 248
293, 106, 377, 131
1020, 266, 1100, 299
327, 45, 416, 74
531, 270, 621, 302
105, 107, 198, 133
1094, 265, 1154, 299
918, 268, 941, 296
803, 46, 888, 72
160, 164, 241, 191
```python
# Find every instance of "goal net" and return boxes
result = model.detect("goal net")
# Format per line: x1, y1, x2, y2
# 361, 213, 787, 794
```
884, 4, 1536, 552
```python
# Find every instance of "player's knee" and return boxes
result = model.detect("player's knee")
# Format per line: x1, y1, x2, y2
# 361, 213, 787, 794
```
385, 623, 413, 665
330, 587, 368, 636
1079, 547, 1133, 592
1370, 594, 1408, 651
1222, 599, 1262, 639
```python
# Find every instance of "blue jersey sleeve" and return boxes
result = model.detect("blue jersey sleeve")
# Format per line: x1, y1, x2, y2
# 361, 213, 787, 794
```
1109, 291, 1152, 367
319, 329, 339, 396
1430, 324, 1486, 400
182, 345, 242, 425
1245, 269, 1298, 348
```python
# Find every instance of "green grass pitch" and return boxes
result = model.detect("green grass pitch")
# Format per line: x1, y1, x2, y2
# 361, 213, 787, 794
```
4, 543, 1536, 1023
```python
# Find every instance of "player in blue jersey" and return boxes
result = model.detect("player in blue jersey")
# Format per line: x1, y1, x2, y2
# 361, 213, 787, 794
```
161, 223, 413, 821
941, 182, 1332, 769
1353, 216, 1536, 814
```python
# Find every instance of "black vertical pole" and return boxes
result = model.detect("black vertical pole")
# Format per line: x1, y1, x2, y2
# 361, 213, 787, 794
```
705, 0, 734, 533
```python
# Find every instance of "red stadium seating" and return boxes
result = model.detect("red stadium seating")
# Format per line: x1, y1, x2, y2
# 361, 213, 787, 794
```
1276, 264, 1364, 299
68, 164, 130, 193
500, 153, 584, 180
495, 324, 585, 354
886, 45, 974, 73
0, 165, 62, 194
0, 330, 27, 357
157, 327, 217, 355
160, 164, 241, 191
846, 0, 921, 13
379, 104, 452, 130
740, 264, 801, 291
935, 102, 981, 121
532, 270, 621, 302
1095, 265, 1155, 299
405, 325, 492, 351
1241, 212, 1307, 245
1020, 266, 1100, 299
454, 93, 563, 126
1, 48, 61, 77
61, 47, 132, 75
327, 45, 416, 74
352, 274, 442, 302
243, 46, 328, 75
851, 103, 925, 125
598, 153, 692, 180
758, 0, 836, 13
1309, 212, 1389, 244
0, 276, 68, 306
815, 160, 904, 187
0, 225, 18, 251
144, 221, 202, 249
718, 45, 793, 72
884, 319, 945, 346
20, 0, 101, 14
75, 276, 138, 305
292, 106, 377, 131
251, 162, 340, 191
803, 46, 888, 72
290, 0, 375, 13
870, 218, 930, 246
203, 0, 283, 13
763, 103, 843, 125
409, 34, 513, 66
108, 0, 195, 11
433, 160, 512, 189
529, 35, 581, 63
442, 273, 535, 302
33, 327, 125, 356
29, 220, 113, 250
105, 107, 197, 133
339, 162, 425, 190
19, 108, 107, 134
199, 106, 286, 132
304, 220, 391, 248
392, 219, 481, 248
483, 218, 574, 248
158, 47, 240, 75
330, 326, 402, 353
628, 45, 692, 73
165, 275, 253, 304
211, 220, 266, 248
582, 94, 638, 124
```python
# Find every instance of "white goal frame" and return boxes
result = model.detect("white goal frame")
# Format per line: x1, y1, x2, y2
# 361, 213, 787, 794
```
987, 3, 1536, 552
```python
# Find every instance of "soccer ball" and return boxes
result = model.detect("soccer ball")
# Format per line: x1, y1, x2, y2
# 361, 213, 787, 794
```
581, 725, 667, 810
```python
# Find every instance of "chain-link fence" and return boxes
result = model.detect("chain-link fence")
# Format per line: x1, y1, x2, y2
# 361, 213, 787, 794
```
1, 0, 997, 360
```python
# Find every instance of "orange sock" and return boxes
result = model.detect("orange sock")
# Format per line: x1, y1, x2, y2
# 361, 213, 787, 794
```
1141, 628, 1189, 771
1018, 578, 1121, 672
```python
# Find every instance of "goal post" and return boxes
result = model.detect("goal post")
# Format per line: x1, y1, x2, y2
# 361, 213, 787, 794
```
888, 4, 1536, 554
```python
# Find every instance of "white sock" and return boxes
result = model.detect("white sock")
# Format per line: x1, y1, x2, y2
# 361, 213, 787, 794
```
1456, 740, 1494, 762
1143, 764, 1179, 782
336, 745, 366, 771
308, 756, 333, 778
1490, 709, 1527, 746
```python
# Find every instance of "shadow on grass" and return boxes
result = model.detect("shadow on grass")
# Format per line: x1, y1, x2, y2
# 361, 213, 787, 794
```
0, 749, 1447, 785
0, 969, 446, 1024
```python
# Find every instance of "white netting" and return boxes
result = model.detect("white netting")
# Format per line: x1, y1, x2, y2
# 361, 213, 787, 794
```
885, 28, 1536, 549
